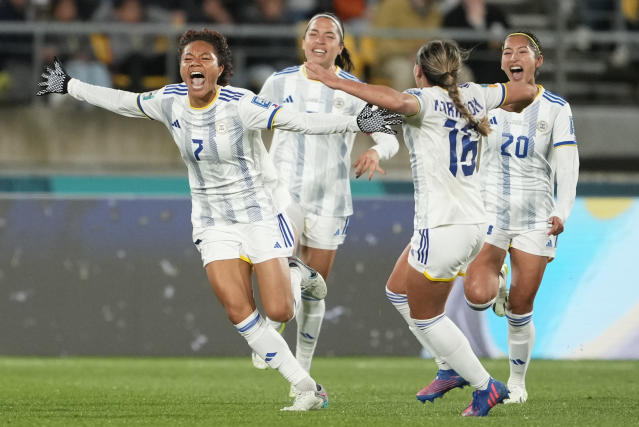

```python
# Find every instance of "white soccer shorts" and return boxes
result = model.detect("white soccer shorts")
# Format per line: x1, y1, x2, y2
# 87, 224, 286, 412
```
407, 224, 484, 281
484, 223, 557, 258
192, 213, 295, 266
285, 201, 349, 250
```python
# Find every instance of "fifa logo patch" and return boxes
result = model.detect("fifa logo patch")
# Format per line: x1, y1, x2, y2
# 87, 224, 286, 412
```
536, 120, 549, 133
251, 95, 272, 108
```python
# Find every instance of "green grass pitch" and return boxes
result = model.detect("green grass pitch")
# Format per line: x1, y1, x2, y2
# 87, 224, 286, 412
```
1, 357, 637, 426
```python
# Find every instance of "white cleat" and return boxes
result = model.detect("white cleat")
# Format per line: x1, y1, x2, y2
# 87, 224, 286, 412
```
288, 256, 327, 300
251, 351, 269, 370
289, 384, 298, 398
492, 263, 509, 317
281, 384, 328, 411
503, 384, 528, 404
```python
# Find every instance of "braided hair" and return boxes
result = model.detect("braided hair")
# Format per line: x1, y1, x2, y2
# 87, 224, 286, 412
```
416, 40, 491, 137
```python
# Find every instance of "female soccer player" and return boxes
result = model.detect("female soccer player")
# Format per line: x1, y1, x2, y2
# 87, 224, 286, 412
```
464, 31, 579, 404
253, 12, 399, 379
36, 28, 399, 411
306, 39, 537, 417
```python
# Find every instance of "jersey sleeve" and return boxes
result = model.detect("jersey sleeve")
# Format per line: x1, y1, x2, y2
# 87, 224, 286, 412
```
478, 83, 507, 110
370, 132, 400, 160
551, 103, 578, 148
550, 102, 579, 223
258, 74, 279, 103
403, 88, 427, 123
67, 79, 151, 119
238, 94, 359, 134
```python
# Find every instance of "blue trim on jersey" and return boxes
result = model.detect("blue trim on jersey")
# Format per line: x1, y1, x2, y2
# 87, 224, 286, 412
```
543, 92, 566, 106
274, 65, 301, 76
220, 88, 245, 97
218, 95, 243, 102
554, 140, 577, 147
499, 83, 506, 106
338, 70, 360, 82
136, 94, 153, 120
543, 90, 567, 104
237, 312, 261, 332
267, 106, 282, 130
163, 90, 188, 96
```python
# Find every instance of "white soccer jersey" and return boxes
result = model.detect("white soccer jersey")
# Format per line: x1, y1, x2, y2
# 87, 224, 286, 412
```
402, 82, 506, 229
67, 79, 362, 228
260, 65, 398, 217
480, 86, 579, 231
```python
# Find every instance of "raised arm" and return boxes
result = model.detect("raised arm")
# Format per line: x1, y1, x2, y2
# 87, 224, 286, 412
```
305, 62, 419, 116
37, 57, 147, 119
502, 81, 539, 105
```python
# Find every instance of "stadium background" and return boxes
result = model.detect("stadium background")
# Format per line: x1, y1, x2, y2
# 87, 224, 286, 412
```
1, 0, 639, 360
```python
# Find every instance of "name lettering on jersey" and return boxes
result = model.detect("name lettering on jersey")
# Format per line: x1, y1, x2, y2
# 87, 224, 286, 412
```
433, 97, 483, 118
172, 119, 181, 129
251, 96, 272, 109
536, 120, 549, 133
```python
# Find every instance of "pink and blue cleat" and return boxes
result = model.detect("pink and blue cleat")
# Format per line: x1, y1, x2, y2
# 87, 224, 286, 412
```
416, 369, 469, 403
461, 378, 509, 417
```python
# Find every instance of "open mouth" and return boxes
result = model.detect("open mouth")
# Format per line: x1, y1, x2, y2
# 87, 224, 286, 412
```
510, 66, 524, 79
312, 49, 327, 55
190, 71, 205, 88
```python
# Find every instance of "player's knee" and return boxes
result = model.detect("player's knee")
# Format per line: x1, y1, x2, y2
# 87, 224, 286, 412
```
264, 303, 294, 323
464, 276, 496, 306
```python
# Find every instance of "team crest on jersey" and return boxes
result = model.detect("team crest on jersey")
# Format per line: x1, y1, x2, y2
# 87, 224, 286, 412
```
216, 120, 228, 134
536, 120, 549, 133
251, 95, 272, 109
333, 97, 345, 109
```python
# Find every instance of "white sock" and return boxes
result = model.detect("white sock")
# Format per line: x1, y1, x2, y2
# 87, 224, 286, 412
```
385, 287, 450, 370
295, 296, 325, 372
412, 314, 490, 390
290, 266, 302, 319
506, 309, 535, 388
235, 310, 314, 390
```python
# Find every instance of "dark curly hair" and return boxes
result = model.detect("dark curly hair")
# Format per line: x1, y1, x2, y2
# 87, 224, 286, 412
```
178, 29, 233, 86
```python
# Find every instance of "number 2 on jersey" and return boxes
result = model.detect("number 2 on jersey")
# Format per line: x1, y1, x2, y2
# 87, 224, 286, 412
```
444, 119, 478, 177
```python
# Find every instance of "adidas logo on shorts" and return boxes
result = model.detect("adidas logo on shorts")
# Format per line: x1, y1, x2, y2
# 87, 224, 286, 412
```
274, 242, 282, 248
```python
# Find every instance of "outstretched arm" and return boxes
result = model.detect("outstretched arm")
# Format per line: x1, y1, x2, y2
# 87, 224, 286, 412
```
305, 62, 419, 116
37, 57, 147, 119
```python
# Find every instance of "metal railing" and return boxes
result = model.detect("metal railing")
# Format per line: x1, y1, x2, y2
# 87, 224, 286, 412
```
2, 20, 639, 104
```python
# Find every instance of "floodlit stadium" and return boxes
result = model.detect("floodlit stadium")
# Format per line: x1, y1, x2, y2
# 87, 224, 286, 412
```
1, 0, 639, 424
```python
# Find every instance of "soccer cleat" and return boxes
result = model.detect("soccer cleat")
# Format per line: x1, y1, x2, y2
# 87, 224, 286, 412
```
280, 383, 328, 411
251, 351, 269, 370
288, 256, 327, 300
503, 384, 527, 404
461, 378, 509, 417
416, 369, 469, 402
492, 264, 509, 317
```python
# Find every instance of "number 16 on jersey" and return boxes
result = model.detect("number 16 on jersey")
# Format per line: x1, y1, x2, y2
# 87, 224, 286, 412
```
444, 119, 478, 177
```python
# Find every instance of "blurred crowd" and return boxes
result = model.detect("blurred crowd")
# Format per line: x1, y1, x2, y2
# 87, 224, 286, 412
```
1, 0, 638, 103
